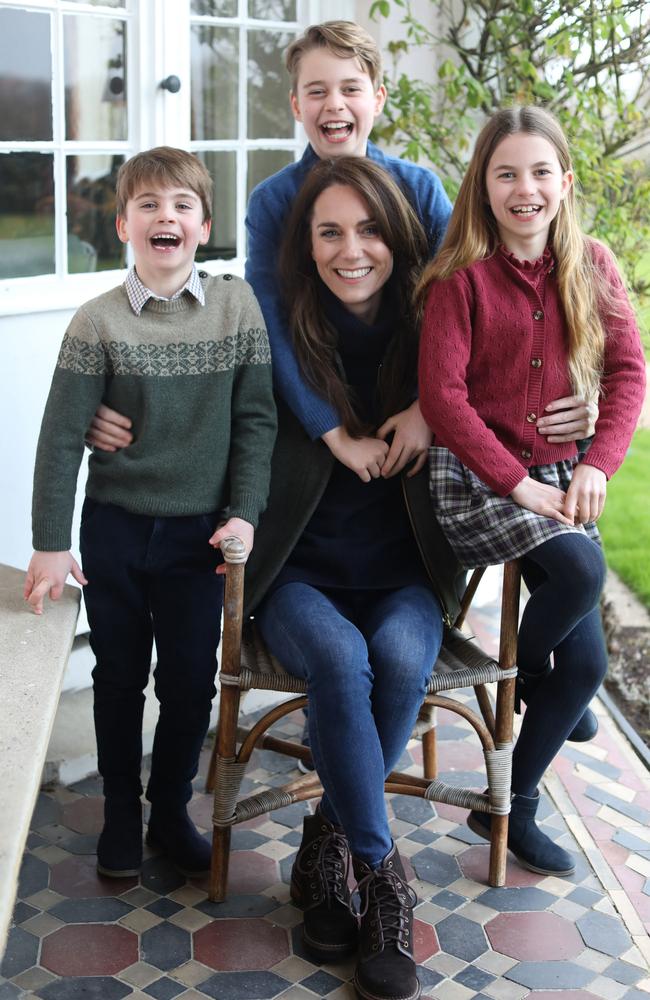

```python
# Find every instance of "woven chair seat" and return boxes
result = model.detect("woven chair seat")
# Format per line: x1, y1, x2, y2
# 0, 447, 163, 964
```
234, 622, 516, 694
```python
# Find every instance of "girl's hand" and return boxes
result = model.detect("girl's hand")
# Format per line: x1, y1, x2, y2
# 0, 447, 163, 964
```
377, 400, 433, 478
510, 476, 575, 526
24, 551, 88, 615
210, 518, 255, 575
537, 395, 598, 443
321, 426, 389, 482
564, 463, 607, 524
85, 404, 134, 452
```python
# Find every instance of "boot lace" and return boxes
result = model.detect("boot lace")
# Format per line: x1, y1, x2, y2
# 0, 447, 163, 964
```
295, 828, 350, 906
354, 867, 417, 952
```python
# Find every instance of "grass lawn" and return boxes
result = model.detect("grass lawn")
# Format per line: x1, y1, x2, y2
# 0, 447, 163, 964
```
635, 251, 650, 358
599, 428, 650, 606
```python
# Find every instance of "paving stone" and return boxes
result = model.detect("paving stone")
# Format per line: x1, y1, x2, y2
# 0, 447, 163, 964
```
477, 886, 555, 911
142, 977, 186, 999
411, 847, 462, 888
454, 965, 496, 991
41, 923, 138, 976
32, 792, 62, 828
20, 912, 65, 937
196, 893, 279, 918
195, 917, 290, 971
0, 982, 22, 1000
505, 961, 596, 989
39, 976, 133, 999
300, 970, 344, 995
199, 970, 292, 999
405, 826, 440, 846
269, 802, 312, 828
576, 910, 634, 957
145, 897, 184, 918
417, 966, 445, 989
448, 823, 486, 846
612, 829, 650, 854
391, 795, 436, 826
430, 890, 467, 910
231, 829, 268, 850
567, 887, 605, 908
486, 912, 584, 961
11, 901, 39, 924
26, 832, 48, 849
17, 853, 50, 898
561, 746, 622, 780
11, 966, 56, 991
140, 921, 192, 971
140, 856, 186, 896
0, 925, 39, 978
435, 913, 488, 961
584, 787, 650, 824
602, 959, 645, 985
68, 774, 104, 796
49, 896, 134, 923
59, 833, 100, 855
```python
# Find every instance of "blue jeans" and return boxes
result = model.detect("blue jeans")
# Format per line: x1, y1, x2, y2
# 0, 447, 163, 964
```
256, 583, 443, 866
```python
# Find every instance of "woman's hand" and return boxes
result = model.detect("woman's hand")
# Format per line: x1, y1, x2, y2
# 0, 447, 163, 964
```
377, 400, 433, 478
85, 404, 134, 452
510, 476, 575, 525
24, 551, 88, 615
322, 426, 389, 482
537, 395, 598, 443
564, 464, 607, 523
210, 517, 255, 575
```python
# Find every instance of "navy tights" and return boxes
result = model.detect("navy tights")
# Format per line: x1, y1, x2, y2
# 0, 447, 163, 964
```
512, 532, 607, 797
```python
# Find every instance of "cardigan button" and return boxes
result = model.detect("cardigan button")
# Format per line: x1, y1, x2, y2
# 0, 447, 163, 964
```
533, 309, 543, 320
526, 413, 537, 423
521, 448, 532, 459
198, 270, 208, 278
222, 273, 233, 280
531, 358, 542, 368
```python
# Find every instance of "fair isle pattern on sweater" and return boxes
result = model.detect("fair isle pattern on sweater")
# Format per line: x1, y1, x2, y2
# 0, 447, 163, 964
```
57, 329, 270, 376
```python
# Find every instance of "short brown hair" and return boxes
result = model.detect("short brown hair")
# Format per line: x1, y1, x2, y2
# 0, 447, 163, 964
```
285, 21, 383, 92
116, 147, 213, 221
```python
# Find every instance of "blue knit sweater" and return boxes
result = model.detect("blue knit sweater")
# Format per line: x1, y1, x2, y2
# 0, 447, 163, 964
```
245, 142, 452, 439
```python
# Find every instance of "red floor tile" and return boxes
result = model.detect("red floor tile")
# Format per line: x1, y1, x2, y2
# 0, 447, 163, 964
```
41, 924, 138, 976
194, 918, 290, 970
459, 846, 542, 887
435, 802, 469, 824
582, 815, 620, 842
434, 742, 485, 772
413, 918, 439, 963
50, 856, 137, 897
613, 864, 645, 893
627, 891, 650, 922
223, 850, 278, 895
600, 841, 632, 866
486, 911, 583, 961
61, 796, 104, 835
188, 794, 212, 830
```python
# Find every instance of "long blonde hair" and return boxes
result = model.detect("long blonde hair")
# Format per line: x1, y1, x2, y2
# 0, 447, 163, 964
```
417, 106, 608, 399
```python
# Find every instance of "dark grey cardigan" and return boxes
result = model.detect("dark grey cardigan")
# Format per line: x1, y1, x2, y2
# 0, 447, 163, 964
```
244, 399, 465, 625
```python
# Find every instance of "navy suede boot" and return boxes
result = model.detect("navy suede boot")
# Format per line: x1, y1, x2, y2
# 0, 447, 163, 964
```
147, 804, 211, 877
468, 790, 575, 876
97, 797, 143, 877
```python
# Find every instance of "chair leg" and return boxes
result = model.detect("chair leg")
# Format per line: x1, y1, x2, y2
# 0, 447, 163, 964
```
209, 825, 232, 902
421, 727, 438, 780
488, 559, 521, 887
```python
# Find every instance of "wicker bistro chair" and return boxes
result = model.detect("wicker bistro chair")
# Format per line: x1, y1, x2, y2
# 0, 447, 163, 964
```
207, 538, 521, 901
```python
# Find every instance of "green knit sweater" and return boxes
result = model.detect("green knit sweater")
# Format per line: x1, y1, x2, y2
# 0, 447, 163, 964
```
32, 273, 277, 551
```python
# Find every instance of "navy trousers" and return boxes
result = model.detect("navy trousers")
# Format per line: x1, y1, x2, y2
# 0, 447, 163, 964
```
80, 499, 223, 806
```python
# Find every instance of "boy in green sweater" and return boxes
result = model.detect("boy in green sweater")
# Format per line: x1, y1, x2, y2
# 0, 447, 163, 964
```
25, 147, 277, 878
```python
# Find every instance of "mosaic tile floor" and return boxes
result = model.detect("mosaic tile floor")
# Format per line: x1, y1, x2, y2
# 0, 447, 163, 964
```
2, 576, 650, 1000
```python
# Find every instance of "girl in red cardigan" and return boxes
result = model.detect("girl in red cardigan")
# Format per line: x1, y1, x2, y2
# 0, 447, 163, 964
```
418, 106, 645, 877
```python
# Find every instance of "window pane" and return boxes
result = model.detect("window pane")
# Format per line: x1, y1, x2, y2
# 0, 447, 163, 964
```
191, 26, 238, 141
249, 0, 297, 18
247, 149, 293, 200
248, 30, 294, 139
0, 8, 52, 141
67, 155, 125, 274
195, 151, 237, 261
0, 153, 54, 279
67, 0, 125, 6
191, 0, 237, 14
64, 15, 127, 141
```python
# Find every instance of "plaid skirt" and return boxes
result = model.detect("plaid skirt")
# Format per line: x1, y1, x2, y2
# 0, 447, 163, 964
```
428, 446, 601, 569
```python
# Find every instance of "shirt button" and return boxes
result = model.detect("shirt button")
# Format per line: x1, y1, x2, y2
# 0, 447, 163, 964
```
531, 358, 542, 368
521, 449, 532, 459
526, 413, 537, 423
533, 309, 543, 320
198, 270, 208, 278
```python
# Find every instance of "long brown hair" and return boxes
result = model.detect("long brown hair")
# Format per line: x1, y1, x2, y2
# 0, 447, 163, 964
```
279, 157, 428, 436
417, 106, 610, 399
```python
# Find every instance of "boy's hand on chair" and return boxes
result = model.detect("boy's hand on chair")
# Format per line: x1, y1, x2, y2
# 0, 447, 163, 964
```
377, 400, 432, 478
209, 518, 254, 574
564, 464, 607, 523
510, 477, 575, 526
24, 551, 88, 615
